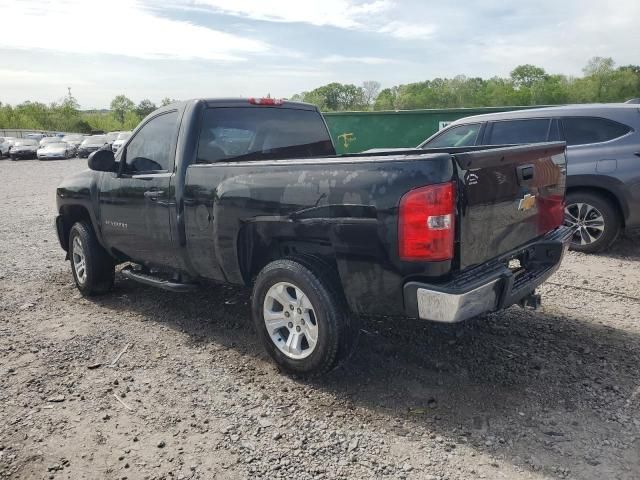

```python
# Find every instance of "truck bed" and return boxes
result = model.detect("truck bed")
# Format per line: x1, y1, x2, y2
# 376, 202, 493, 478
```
181, 142, 566, 316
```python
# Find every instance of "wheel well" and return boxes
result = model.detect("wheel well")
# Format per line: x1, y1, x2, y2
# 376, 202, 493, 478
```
566, 186, 625, 227
58, 205, 92, 251
238, 232, 336, 287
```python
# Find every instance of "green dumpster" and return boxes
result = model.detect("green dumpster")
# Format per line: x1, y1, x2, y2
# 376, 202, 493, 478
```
323, 106, 545, 154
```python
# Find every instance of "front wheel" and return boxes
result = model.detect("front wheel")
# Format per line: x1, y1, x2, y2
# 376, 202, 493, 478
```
69, 221, 115, 295
564, 191, 620, 253
252, 258, 356, 376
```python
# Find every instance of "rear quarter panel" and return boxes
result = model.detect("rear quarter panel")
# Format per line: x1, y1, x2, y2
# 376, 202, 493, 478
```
184, 154, 454, 316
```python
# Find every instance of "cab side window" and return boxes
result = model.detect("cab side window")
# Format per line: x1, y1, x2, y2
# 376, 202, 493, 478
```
125, 111, 178, 173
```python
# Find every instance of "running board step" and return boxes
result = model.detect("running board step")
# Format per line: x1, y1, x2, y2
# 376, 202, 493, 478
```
121, 266, 198, 293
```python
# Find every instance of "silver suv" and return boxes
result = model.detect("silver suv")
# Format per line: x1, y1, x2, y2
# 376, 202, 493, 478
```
420, 104, 640, 253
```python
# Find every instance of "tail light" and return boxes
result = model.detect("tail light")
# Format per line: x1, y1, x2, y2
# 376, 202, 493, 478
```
399, 182, 455, 261
248, 97, 284, 106
537, 194, 565, 233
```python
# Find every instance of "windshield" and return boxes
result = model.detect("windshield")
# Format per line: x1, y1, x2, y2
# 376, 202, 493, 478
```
46, 143, 67, 148
116, 132, 131, 141
14, 139, 38, 146
41, 137, 58, 144
82, 136, 106, 145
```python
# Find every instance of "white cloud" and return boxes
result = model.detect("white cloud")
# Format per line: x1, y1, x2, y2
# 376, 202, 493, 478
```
320, 55, 394, 65
193, 0, 392, 29
0, 0, 268, 61
378, 21, 436, 39
192, 0, 436, 38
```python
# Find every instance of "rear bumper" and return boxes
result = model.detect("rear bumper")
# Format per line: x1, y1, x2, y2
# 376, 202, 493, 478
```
403, 226, 572, 323
10, 151, 36, 158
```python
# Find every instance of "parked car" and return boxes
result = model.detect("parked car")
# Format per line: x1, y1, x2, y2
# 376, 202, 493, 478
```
106, 131, 120, 150
111, 131, 131, 153
37, 141, 74, 160
61, 134, 85, 150
0, 137, 16, 157
77, 135, 108, 158
9, 139, 39, 160
26, 133, 46, 141
55, 98, 571, 376
39, 136, 62, 147
419, 104, 640, 253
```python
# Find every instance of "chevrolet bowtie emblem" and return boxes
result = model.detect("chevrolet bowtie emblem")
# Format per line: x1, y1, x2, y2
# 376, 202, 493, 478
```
518, 194, 536, 211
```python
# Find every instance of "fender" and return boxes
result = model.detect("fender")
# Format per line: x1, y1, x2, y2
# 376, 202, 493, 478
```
56, 169, 106, 251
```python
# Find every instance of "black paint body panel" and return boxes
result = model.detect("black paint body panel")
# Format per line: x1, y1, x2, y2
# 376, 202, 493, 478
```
56, 99, 567, 317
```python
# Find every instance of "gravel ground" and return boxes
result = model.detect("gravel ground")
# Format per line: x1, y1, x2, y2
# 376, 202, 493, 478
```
1, 158, 639, 480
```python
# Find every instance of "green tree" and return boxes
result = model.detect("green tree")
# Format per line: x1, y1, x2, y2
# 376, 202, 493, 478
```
160, 97, 177, 107
362, 80, 381, 109
297, 83, 367, 111
374, 87, 399, 110
135, 99, 157, 118
510, 64, 548, 88
582, 57, 615, 101
110, 95, 135, 124
123, 110, 142, 130
83, 112, 122, 132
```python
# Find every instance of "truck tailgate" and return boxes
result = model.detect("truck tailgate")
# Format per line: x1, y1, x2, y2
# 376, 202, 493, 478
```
454, 142, 566, 269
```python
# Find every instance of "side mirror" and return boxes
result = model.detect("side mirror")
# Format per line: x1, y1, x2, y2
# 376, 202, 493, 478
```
88, 149, 116, 172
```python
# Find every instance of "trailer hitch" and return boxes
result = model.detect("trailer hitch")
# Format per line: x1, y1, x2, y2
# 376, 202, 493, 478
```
518, 291, 541, 310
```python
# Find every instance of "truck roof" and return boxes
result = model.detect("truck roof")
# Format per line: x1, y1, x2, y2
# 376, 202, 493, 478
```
164, 98, 318, 111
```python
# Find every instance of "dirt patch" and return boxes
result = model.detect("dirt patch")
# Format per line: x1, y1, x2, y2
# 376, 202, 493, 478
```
1, 158, 639, 479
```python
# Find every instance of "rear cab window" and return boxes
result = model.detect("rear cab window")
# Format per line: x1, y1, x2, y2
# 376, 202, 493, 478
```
560, 117, 632, 146
196, 107, 335, 163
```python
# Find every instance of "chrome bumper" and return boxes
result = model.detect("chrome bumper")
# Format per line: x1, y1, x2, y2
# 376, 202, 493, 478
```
404, 226, 572, 323
415, 279, 501, 323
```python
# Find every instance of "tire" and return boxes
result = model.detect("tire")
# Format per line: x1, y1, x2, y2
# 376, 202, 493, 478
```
252, 258, 357, 376
69, 221, 115, 296
564, 191, 620, 253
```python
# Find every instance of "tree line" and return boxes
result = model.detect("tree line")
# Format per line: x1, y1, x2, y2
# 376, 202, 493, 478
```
1, 57, 638, 133
291, 57, 640, 111
0, 95, 177, 133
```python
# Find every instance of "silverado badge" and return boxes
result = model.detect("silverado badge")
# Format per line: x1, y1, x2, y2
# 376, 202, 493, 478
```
518, 193, 536, 211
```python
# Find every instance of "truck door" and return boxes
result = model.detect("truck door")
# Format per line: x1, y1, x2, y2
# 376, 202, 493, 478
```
99, 110, 179, 267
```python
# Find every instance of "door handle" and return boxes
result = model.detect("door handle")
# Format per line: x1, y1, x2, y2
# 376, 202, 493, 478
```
144, 190, 164, 200
516, 164, 535, 183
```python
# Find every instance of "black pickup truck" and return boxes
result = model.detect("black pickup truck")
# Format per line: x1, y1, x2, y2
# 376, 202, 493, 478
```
55, 98, 571, 375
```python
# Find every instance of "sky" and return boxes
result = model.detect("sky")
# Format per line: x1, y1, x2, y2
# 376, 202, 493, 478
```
0, 0, 637, 109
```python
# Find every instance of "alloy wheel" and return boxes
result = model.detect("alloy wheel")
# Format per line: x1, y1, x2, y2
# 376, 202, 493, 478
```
564, 202, 605, 246
72, 236, 87, 285
263, 282, 319, 360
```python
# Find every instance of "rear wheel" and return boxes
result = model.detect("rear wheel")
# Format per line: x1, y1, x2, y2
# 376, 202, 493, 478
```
252, 258, 356, 376
564, 191, 620, 253
69, 221, 115, 295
